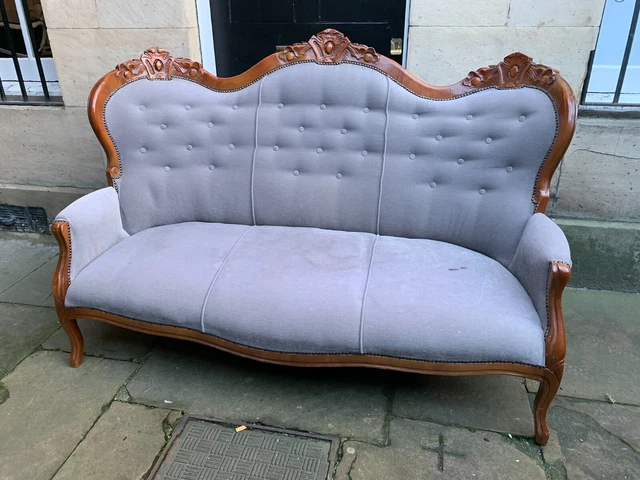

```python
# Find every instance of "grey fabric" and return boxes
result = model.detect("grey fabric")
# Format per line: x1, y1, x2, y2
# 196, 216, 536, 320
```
55, 187, 128, 281
65, 222, 251, 331
104, 78, 260, 234
363, 235, 545, 366
380, 83, 558, 266
202, 226, 375, 353
508, 213, 572, 334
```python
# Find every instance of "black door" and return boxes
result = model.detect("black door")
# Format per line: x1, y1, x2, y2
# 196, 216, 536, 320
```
210, 0, 407, 77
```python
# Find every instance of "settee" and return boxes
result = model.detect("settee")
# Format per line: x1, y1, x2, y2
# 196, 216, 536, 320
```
52, 30, 576, 445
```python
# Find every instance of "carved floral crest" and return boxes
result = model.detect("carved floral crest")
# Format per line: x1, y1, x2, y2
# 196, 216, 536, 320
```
462, 52, 556, 89
278, 29, 379, 64
115, 47, 203, 81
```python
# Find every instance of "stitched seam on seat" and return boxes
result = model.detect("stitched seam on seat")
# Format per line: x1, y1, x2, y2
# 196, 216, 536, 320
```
250, 79, 264, 226
376, 77, 391, 235
359, 235, 379, 354
199, 226, 255, 333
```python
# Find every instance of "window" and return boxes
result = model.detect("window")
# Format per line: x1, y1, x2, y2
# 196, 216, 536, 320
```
583, 0, 640, 106
0, 0, 62, 105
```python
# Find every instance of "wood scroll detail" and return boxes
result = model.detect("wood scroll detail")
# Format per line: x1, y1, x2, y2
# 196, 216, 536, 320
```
462, 52, 556, 89
278, 28, 380, 64
115, 47, 203, 81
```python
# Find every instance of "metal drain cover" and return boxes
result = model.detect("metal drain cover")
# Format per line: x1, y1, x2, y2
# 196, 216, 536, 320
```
148, 416, 338, 480
0, 204, 49, 234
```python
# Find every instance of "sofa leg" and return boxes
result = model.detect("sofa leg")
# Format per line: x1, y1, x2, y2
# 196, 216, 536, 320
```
60, 316, 84, 368
532, 373, 559, 446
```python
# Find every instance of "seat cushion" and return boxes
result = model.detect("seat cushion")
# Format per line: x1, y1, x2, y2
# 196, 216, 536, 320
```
66, 222, 544, 365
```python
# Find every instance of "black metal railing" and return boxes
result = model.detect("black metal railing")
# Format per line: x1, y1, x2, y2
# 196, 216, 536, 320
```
583, 0, 640, 106
0, 0, 62, 105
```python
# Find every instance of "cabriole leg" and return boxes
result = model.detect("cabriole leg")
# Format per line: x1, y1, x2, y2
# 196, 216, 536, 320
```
532, 373, 560, 445
59, 315, 84, 368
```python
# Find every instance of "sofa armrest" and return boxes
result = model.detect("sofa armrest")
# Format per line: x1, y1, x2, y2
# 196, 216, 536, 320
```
53, 187, 129, 283
509, 213, 572, 335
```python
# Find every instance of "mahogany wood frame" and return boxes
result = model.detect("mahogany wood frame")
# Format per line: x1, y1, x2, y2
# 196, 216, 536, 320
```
53, 30, 576, 446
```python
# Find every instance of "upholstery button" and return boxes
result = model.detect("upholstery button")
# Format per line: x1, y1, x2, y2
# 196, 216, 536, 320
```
430, 182, 437, 188
228, 144, 235, 150
506, 166, 513, 173
185, 105, 191, 110
139, 105, 146, 111
479, 188, 486, 195
363, 107, 369, 113
140, 147, 146, 153
485, 137, 493, 144
466, 114, 473, 120
336, 173, 343, 179
208, 165, 215, 170
519, 115, 526, 122
278, 103, 284, 109
320, 104, 326, 110
409, 153, 416, 160
361, 150, 368, 156
160, 124, 167, 130
232, 104, 238, 110
298, 126, 304, 132
412, 114, 418, 120
293, 170, 300, 176
317, 147, 323, 154
457, 158, 464, 165
207, 122, 213, 128
273, 145, 279, 151
164, 166, 170, 172
436, 135, 443, 141
341, 128, 347, 134
186, 144, 193, 150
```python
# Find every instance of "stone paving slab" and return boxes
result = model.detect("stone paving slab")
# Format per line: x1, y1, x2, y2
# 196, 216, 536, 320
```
126, 340, 390, 443
0, 302, 60, 378
528, 289, 640, 404
43, 320, 155, 361
0, 255, 57, 306
52, 401, 170, 480
0, 237, 57, 293
393, 374, 533, 437
335, 418, 545, 479
0, 351, 137, 480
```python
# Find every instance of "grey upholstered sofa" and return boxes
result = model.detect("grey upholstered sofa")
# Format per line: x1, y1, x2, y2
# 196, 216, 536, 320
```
52, 30, 576, 445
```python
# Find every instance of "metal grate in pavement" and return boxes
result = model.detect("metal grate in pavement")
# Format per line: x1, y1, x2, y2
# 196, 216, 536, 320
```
0, 204, 49, 234
148, 415, 338, 480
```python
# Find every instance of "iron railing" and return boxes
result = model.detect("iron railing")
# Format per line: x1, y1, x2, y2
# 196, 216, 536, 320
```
0, 0, 62, 105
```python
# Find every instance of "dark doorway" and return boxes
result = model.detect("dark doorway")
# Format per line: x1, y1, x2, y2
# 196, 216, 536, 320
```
210, 0, 407, 77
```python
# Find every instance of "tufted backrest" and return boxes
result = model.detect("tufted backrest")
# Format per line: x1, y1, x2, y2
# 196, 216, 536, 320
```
103, 62, 558, 266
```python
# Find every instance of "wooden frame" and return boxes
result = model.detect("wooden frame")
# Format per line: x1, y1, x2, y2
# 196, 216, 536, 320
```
54, 29, 577, 446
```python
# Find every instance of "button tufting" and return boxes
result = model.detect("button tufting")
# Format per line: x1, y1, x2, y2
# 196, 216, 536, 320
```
139, 105, 146, 111
208, 165, 215, 170
185, 105, 191, 110
506, 166, 513, 173
409, 153, 416, 160
340, 128, 347, 134
207, 122, 213, 128
457, 158, 464, 165
320, 104, 326, 110
273, 145, 279, 151
298, 126, 304, 132
519, 115, 526, 122
466, 114, 473, 120
479, 188, 486, 195
363, 107, 369, 113
336, 173, 343, 179
485, 137, 493, 144
436, 135, 443, 141
430, 182, 437, 188
228, 143, 235, 150
164, 166, 170, 172
278, 103, 284, 109
317, 147, 323, 154
160, 124, 167, 130
140, 147, 147, 153
412, 114, 419, 120
232, 105, 238, 110
361, 150, 368, 156
293, 170, 300, 176
186, 144, 193, 150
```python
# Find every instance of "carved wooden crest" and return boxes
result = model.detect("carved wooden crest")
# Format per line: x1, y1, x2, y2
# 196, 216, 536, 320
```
278, 28, 379, 64
462, 52, 556, 89
115, 47, 203, 81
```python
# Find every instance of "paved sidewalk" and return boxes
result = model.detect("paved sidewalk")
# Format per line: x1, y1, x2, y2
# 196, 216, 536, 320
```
0, 233, 638, 479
